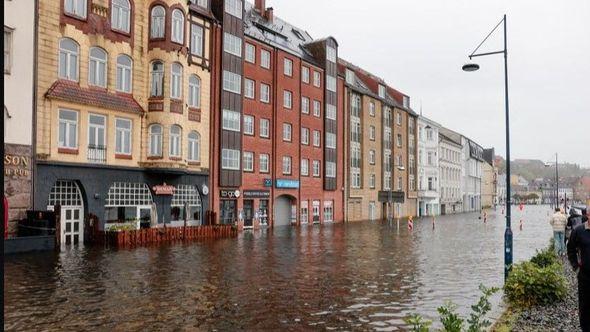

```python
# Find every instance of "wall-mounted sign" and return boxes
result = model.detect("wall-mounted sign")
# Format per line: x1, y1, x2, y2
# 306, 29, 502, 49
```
4, 154, 30, 177
201, 184, 209, 196
243, 190, 271, 199
220, 189, 240, 199
153, 183, 175, 195
469, 140, 484, 161
276, 179, 300, 189
378, 191, 405, 203
263, 179, 273, 187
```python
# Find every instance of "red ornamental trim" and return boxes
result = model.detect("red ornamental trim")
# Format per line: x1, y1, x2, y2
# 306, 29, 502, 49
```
153, 183, 175, 195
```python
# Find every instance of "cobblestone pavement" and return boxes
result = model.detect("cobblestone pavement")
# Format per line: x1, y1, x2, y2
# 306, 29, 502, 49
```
511, 257, 580, 332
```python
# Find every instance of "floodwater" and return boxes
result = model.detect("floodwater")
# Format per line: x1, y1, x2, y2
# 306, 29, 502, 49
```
4, 205, 553, 331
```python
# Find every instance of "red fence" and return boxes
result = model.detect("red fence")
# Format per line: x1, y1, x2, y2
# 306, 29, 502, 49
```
96, 225, 237, 248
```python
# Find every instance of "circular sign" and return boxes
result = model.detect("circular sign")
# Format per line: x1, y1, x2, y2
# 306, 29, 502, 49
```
234, 190, 241, 198
202, 184, 209, 196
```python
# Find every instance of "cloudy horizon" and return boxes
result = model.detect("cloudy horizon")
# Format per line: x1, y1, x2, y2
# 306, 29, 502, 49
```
268, 0, 590, 167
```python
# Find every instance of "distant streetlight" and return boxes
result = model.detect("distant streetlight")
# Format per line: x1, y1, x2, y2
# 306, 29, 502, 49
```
544, 154, 560, 210
462, 15, 512, 282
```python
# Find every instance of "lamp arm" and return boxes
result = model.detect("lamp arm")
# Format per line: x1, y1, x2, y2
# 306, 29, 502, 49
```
470, 50, 505, 58
468, 16, 506, 59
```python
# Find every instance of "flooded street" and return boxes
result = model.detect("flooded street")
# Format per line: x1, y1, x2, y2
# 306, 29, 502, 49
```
4, 205, 553, 331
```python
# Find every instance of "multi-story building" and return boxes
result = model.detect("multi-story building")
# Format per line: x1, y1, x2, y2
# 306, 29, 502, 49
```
439, 127, 463, 214
210, 0, 344, 226
497, 174, 507, 205
482, 148, 497, 208
34, 0, 214, 244
4, 0, 37, 237
416, 116, 440, 216
462, 136, 484, 212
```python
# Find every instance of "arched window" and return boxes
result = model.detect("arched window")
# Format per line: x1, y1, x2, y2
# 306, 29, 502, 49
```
111, 0, 131, 33
150, 6, 165, 39
170, 62, 182, 99
116, 54, 132, 93
64, 0, 87, 18
169, 125, 182, 157
148, 124, 162, 157
188, 131, 200, 162
89, 47, 107, 87
188, 75, 201, 108
150, 60, 164, 97
58, 38, 79, 81
171, 9, 184, 44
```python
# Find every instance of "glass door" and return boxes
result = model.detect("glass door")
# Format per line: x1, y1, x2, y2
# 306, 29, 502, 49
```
243, 200, 254, 227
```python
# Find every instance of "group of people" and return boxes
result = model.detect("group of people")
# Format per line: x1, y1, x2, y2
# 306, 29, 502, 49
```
550, 206, 589, 331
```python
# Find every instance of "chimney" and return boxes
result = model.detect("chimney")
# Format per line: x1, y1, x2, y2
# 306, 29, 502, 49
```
265, 7, 273, 23
255, 0, 265, 13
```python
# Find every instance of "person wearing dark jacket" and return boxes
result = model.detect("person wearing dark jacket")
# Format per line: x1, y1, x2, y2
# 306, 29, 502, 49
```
567, 209, 590, 332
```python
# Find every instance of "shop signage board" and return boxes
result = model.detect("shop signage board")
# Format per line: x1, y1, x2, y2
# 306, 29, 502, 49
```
153, 183, 175, 195
220, 189, 241, 199
243, 190, 271, 199
275, 179, 300, 189
4, 154, 30, 177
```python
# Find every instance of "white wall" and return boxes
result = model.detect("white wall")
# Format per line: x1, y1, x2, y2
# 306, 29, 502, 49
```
4, 0, 35, 145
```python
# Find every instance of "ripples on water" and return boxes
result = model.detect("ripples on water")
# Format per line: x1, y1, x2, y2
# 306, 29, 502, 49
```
4, 205, 553, 331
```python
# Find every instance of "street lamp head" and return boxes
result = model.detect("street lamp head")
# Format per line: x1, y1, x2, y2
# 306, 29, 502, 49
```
462, 63, 480, 72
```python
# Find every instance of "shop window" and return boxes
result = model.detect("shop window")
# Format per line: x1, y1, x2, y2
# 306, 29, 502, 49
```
312, 200, 320, 223
323, 201, 333, 222
300, 201, 309, 224
48, 180, 83, 207
171, 184, 202, 224
105, 182, 154, 228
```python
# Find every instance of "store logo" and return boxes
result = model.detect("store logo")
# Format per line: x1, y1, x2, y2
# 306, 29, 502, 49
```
220, 190, 241, 198
153, 183, 175, 195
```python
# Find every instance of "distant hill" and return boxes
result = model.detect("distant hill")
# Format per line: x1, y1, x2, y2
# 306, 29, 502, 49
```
496, 158, 590, 181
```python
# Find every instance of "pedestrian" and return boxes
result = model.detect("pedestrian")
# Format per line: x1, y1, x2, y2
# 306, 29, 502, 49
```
567, 210, 590, 332
567, 208, 584, 246
549, 207, 567, 256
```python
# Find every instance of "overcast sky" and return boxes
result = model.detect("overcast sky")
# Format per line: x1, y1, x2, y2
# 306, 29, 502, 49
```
268, 0, 590, 166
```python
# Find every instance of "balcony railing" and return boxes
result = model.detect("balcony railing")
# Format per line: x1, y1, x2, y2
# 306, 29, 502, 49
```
88, 145, 107, 164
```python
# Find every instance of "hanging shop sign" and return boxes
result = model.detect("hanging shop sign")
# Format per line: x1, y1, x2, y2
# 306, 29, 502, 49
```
220, 189, 241, 199
153, 183, 175, 195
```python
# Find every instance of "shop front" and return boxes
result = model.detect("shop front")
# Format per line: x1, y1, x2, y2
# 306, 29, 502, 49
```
242, 190, 271, 227
219, 189, 240, 225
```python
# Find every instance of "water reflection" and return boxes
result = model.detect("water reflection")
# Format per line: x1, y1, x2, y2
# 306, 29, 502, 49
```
4, 205, 552, 331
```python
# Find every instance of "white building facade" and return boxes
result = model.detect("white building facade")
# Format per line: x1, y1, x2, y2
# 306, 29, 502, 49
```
462, 137, 484, 212
417, 116, 441, 216
439, 131, 463, 214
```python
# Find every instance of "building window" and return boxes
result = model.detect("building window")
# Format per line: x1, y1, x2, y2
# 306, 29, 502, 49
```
313, 160, 320, 177
259, 154, 269, 173
88, 47, 107, 87
323, 201, 334, 222
301, 128, 309, 145
223, 70, 241, 94
245, 43, 255, 63
369, 150, 375, 164
116, 54, 132, 93
225, 0, 242, 19
326, 46, 337, 63
283, 123, 292, 141
148, 124, 162, 156
313, 71, 321, 87
313, 130, 321, 147
369, 102, 375, 117
326, 133, 336, 149
282, 156, 292, 175
222, 109, 240, 132
398, 176, 403, 191
221, 149, 240, 170
111, 0, 131, 33
169, 125, 182, 158
326, 104, 336, 120
49, 180, 83, 207
150, 5, 165, 38
4, 28, 12, 74
171, 9, 185, 44
171, 184, 202, 224
369, 125, 376, 141
284, 58, 293, 76
188, 75, 201, 108
326, 162, 336, 178
243, 115, 254, 135
313, 100, 321, 117
244, 79, 255, 99
302, 66, 309, 83
260, 118, 269, 138
170, 62, 183, 99
65, 0, 87, 18
261, 49, 271, 69
326, 75, 337, 92
396, 112, 402, 125
58, 38, 79, 81
283, 90, 292, 109
378, 84, 386, 98
345, 69, 355, 85
301, 159, 309, 176
58, 109, 78, 149
88, 114, 106, 156
260, 83, 270, 103
351, 169, 361, 188
223, 32, 242, 57
190, 24, 204, 56
243, 152, 254, 172
397, 134, 403, 147
403, 96, 410, 108
190, 0, 208, 9
312, 200, 320, 222
115, 118, 132, 155
300, 201, 309, 224
369, 174, 376, 188
301, 97, 310, 114
188, 131, 200, 162
149, 61, 164, 97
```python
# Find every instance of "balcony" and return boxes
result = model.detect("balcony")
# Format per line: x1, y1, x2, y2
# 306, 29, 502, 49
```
87, 145, 107, 164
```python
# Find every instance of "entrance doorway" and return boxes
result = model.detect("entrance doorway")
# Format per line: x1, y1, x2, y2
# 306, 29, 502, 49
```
220, 200, 237, 225
48, 180, 85, 247
243, 200, 254, 227
61, 207, 83, 245
274, 195, 296, 226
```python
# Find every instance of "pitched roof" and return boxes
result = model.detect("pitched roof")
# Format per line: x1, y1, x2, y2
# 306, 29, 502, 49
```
45, 80, 144, 114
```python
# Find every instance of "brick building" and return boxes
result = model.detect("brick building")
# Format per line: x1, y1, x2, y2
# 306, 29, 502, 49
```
34, 0, 214, 244
209, 0, 344, 226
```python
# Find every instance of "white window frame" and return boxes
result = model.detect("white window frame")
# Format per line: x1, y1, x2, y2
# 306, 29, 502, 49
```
223, 32, 242, 57
301, 159, 309, 176
65, 0, 87, 18
313, 130, 321, 147
58, 38, 79, 81
243, 151, 254, 172
116, 54, 133, 93
243, 115, 254, 135
223, 70, 241, 94
88, 47, 107, 87
369, 102, 375, 117
369, 150, 375, 165
326, 133, 336, 149
283, 123, 292, 142
302, 66, 309, 83
378, 84, 386, 98
259, 154, 269, 173
326, 75, 337, 92
111, 0, 131, 33
188, 131, 200, 162
244, 78, 255, 99
115, 117, 132, 155
282, 156, 292, 175
169, 125, 182, 158
301, 128, 309, 145
283, 90, 292, 109
221, 149, 241, 170
326, 162, 336, 178
326, 104, 337, 120
313, 71, 321, 87
245, 43, 255, 63
190, 23, 204, 56
313, 160, 321, 177
301, 97, 310, 114
150, 61, 164, 97
369, 125, 376, 141
313, 100, 321, 117
260, 83, 270, 103
284, 58, 293, 76
260, 118, 270, 138
222, 109, 241, 132
261, 49, 271, 69
148, 124, 163, 157
224, 0, 242, 19
151, 5, 165, 39
171, 9, 185, 44
326, 46, 337, 63
58, 109, 78, 149
188, 75, 201, 108
88, 113, 106, 148
170, 63, 183, 99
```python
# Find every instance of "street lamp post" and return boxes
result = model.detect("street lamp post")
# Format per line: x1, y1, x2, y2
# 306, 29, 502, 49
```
462, 15, 512, 281
545, 154, 559, 209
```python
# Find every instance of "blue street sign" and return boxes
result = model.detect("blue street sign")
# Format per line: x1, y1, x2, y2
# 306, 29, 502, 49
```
275, 179, 300, 189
